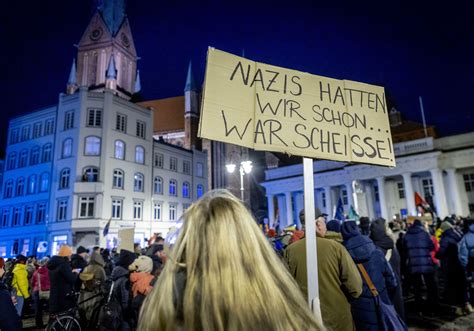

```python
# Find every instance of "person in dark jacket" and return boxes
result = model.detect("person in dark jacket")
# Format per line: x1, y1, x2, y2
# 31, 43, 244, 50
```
370, 218, 406, 322
359, 217, 371, 236
436, 221, 472, 315
110, 249, 135, 330
403, 219, 438, 309
0, 257, 21, 330
342, 221, 398, 330
71, 246, 89, 271
47, 245, 80, 314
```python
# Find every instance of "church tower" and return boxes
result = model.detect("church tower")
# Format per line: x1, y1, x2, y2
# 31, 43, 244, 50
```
75, 0, 138, 99
184, 61, 201, 149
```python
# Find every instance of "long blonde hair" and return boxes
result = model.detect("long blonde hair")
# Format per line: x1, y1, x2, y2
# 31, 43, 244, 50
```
139, 189, 324, 330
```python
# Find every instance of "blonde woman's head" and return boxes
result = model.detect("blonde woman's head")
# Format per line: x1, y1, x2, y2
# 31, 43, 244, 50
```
139, 189, 324, 331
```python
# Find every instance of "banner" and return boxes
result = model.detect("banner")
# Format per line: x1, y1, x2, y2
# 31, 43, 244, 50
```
199, 48, 395, 167
117, 227, 134, 253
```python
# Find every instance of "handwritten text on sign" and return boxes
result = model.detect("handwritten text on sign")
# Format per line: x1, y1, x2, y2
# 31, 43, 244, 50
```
198, 48, 395, 167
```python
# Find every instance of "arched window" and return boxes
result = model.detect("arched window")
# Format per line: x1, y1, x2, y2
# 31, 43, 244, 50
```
19, 149, 28, 167
134, 173, 144, 192
40, 173, 49, 192
113, 169, 124, 189
83, 167, 99, 182
84, 136, 101, 156
182, 182, 190, 198
114, 140, 125, 159
7, 152, 16, 170
197, 184, 204, 199
27, 175, 37, 194
30, 146, 40, 165
42, 144, 52, 162
3, 180, 13, 198
135, 146, 144, 164
153, 176, 163, 194
59, 168, 70, 189
16, 178, 25, 196
169, 179, 177, 196
62, 138, 73, 158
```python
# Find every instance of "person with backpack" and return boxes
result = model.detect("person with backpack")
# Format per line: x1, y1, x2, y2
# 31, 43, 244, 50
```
0, 257, 21, 330
128, 256, 155, 325
11, 254, 30, 317
31, 257, 50, 328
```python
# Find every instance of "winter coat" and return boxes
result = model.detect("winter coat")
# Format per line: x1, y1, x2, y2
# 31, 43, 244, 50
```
325, 230, 343, 243
343, 234, 398, 331
130, 272, 155, 322
458, 227, 474, 268
78, 252, 106, 321
403, 222, 435, 274
12, 263, 30, 298
111, 266, 131, 311
32, 266, 51, 292
0, 280, 21, 330
71, 254, 88, 271
285, 236, 363, 331
47, 255, 78, 313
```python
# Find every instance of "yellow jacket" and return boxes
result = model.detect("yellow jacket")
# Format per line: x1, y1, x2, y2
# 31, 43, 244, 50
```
13, 263, 30, 298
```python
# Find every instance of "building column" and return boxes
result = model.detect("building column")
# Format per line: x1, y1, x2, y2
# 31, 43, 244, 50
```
365, 181, 376, 220
285, 191, 294, 226
376, 177, 389, 220
430, 168, 449, 218
324, 186, 333, 218
345, 182, 354, 208
445, 168, 466, 216
402, 172, 416, 216
267, 194, 275, 227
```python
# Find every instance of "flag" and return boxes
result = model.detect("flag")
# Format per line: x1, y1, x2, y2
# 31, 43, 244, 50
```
103, 218, 112, 237
348, 205, 359, 221
334, 197, 345, 221
414, 192, 433, 214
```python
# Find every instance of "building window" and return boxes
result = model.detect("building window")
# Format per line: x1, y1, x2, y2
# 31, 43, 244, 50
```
44, 119, 55, 135
322, 192, 326, 208
153, 202, 162, 221
113, 169, 124, 189
28, 175, 37, 194
154, 153, 163, 168
16, 178, 25, 196
59, 168, 70, 189
135, 146, 144, 164
182, 182, 190, 198
136, 120, 145, 138
374, 185, 379, 202
12, 207, 22, 226
57, 199, 68, 221
62, 138, 73, 158
83, 167, 99, 182
169, 179, 177, 196
397, 182, 405, 199
422, 178, 434, 197
64, 111, 75, 130
154, 177, 163, 194
79, 196, 95, 218
170, 157, 177, 171
36, 203, 46, 224
7, 152, 16, 170
19, 149, 28, 167
87, 108, 102, 127
114, 140, 125, 159
40, 173, 49, 192
116, 113, 127, 133
30, 147, 40, 165
42, 144, 53, 162
183, 160, 191, 174
134, 173, 144, 192
183, 203, 191, 212
24, 206, 34, 225
21, 125, 30, 141
33, 122, 42, 138
133, 201, 143, 220
85, 136, 101, 155
169, 204, 177, 221
2, 209, 10, 227
197, 184, 204, 199
196, 162, 204, 177
112, 199, 122, 219
10, 129, 19, 144
3, 180, 13, 198
464, 173, 474, 192
342, 189, 348, 205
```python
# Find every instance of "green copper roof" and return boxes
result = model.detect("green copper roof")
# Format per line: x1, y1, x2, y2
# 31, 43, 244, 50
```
98, 0, 125, 36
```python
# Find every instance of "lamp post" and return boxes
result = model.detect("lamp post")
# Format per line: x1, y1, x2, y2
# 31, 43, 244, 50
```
226, 160, 253, 201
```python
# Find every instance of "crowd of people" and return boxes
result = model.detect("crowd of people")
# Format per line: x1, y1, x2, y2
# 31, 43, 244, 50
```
0, 189, 473, 331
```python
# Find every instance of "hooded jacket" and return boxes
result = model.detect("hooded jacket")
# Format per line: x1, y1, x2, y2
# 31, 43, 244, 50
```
12, 263, 30, 298
47, 255, 78, 313
130, 272, 155, 298
32, 265, 51, 292
403, 221, 435, 274
111, 265, 131, 311
459, 224, 474, 267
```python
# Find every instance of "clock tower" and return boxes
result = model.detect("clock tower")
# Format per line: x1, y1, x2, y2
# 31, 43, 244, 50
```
75, 0, 138, 99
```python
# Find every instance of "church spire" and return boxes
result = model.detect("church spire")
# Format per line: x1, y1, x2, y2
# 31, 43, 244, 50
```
106, 54, 117, 89
134, 70, 141, 93
97, 0, 126, 36
184, 61, 197, 92
66, 59, 78, 95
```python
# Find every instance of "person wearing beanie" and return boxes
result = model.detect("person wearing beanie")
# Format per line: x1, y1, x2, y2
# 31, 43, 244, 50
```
129, 255, 156, 325
0, 257, 21, 330
341, 220, 399, 330
11, 254, 30, 316
110, 249, 135, 329
58, 245, 73, 258
359, 217, 371, 236
71, 246, 89, 271
325, 220, 343, 243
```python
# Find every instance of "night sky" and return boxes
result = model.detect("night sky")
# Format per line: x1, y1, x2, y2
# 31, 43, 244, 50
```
1, 1, 472, 154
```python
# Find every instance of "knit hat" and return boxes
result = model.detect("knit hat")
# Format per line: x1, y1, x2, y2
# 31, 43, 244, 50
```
440, 221, 453, 232
129, 255, 153, 273
116, 249, 136, 269
341, 221, 360, 240
76, 246, 89, 254
16, 254, 27, 263
58, 245, 73, 257
326, 220, 341, 233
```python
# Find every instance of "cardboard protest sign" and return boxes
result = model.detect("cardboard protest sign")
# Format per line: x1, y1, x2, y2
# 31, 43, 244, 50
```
117, 227, 135, 253
199, 48, 395, 167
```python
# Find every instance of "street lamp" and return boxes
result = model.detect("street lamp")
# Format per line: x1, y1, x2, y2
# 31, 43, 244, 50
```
226, 160, 253, 201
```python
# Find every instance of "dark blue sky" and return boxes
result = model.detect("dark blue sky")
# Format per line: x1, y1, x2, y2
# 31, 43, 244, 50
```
1, 1, 472, 153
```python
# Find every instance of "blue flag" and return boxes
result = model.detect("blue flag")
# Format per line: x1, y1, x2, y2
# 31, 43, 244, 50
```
103, 218, 112, 237
334, 197, 345, 221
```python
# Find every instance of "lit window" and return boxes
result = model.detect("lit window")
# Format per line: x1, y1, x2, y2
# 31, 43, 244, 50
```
153, 202, 162, 221
40, 173, 49, 192
134, 173, 144, 192
3, 180, 13, 198
113, 169, 124, 189
135, 146, 144, 164
19, 149, 28, 167
87, 109, 102, 127
116, 113, 127, 133
28, 175, 37, 194
85, 136, 101, 155
154, 177, 163, 194
83, 167, 99, 182
62, 138, 73, 158
59, 168, 70, 189
182, 182, 190, 198
57, 199, 68, 221
42, 144, 53, 162
197, 184, 204, 199
114, 140, 125, 159
16, 178, 25, 196
79, 196, 95, 218
169, 204, 176, 221
133, 201, 143, 220
30, 147, 40, 165
112, 199, 122, 219
64, 111, 75, 130
169, 179, 177, 196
